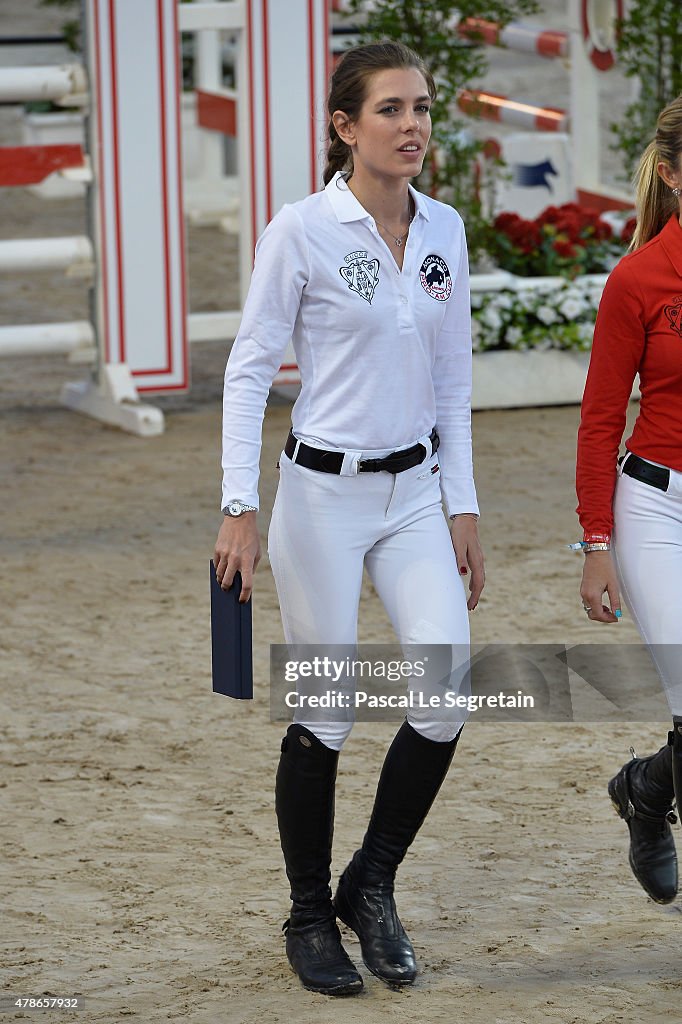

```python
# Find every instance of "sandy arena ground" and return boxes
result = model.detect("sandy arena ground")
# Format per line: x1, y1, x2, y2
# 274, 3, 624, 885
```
2, 3, 681, 1023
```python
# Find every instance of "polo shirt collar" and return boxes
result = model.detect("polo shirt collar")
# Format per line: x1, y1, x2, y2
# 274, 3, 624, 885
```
325, 170, 430, 224
661, 212, 682, 277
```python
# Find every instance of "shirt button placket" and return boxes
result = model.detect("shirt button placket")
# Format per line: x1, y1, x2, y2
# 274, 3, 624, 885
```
398, 290, 411, 330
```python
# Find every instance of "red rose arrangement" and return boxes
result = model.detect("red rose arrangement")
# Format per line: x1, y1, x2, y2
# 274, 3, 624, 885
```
488, 203, 626, 277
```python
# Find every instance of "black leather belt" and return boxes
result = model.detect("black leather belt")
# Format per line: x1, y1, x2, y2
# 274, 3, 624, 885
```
620, 452, 670, 491
284, 428, 439, 475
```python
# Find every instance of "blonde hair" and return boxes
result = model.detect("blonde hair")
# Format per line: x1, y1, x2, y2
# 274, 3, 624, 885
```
630, 94, 682, 251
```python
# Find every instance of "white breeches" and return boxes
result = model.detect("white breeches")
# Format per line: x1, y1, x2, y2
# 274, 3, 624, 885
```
268, 438, 470, 750
613, 455, 682, 716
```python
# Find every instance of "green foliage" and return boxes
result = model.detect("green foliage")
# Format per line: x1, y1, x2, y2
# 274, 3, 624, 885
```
341, 0, 539, 262
610, 0, 682, 180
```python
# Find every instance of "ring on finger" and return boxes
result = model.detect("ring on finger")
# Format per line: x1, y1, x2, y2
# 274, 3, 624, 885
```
582, 604, 592, 613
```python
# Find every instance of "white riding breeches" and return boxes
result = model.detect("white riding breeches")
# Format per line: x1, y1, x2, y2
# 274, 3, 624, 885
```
612, 454, 682, 715
267, 437, 471, 750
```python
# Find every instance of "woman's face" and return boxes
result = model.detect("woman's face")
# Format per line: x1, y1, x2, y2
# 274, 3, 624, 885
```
338, 67, 432, 181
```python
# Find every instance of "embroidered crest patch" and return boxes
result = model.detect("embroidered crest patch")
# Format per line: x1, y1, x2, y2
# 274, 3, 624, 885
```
339, 250, 380, 305
664, 295, 682, 338
419, 255, 452, 301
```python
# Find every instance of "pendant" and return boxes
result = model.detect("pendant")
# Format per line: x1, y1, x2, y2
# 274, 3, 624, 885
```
395, 238, 402, 247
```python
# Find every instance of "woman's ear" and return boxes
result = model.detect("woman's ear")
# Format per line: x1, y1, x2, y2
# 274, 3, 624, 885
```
332, 110, 355, 147
657, 160, 681, 191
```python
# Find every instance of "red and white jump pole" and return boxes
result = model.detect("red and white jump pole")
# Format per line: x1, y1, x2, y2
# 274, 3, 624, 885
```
457, 18, 569, 59
457, 89, 568, 132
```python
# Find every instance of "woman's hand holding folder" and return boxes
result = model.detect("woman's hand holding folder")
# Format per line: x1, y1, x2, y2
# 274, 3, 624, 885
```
213, 511, 261, 603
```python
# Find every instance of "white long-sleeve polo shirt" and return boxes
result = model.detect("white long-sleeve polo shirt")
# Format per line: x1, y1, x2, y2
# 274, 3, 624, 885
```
221, 171, 479, 518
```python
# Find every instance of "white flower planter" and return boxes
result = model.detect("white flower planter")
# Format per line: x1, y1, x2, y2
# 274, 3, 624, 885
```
471, 347, 639, 409
471, 348, 592, 409
467, 269, 637, 409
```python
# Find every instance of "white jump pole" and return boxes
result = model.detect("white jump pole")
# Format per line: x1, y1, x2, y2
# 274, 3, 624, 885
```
0, 64, 87, 104
0, 322, 94, 358
0, 237, 93, 273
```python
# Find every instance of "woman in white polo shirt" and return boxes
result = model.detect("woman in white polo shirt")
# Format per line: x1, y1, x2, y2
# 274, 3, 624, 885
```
214, 41, 484, 997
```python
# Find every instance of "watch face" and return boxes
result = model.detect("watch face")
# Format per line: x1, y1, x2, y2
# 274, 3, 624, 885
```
228, 501, 243, 516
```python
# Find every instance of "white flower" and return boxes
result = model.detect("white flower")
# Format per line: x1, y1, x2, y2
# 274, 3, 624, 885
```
559, 297, 587, 320
577, 322, 595, 342
493, 291, 514, 310
518, 290, 540, 311
506, 326, 523, 344
536, 304, 558, 325
482, 307, 503, 329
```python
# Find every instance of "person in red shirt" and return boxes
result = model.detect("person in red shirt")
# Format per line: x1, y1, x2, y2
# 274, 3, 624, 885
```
576, 94, 682, 906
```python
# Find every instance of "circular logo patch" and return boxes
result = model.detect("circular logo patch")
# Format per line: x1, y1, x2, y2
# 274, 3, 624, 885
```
419, 255, 452, 301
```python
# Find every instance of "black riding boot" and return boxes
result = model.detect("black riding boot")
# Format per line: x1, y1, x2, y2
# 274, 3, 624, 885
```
608, 739, 678, 904
275, 723, 363, 996
334, 719, 461, 986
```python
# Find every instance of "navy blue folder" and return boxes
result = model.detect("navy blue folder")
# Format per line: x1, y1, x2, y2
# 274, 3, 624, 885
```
210, 561, 253, 699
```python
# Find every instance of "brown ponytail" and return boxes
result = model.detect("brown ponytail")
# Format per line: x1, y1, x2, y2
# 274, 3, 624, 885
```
630, 94, 682, 251
324, 122, 352, 186
322, 41, 436, 187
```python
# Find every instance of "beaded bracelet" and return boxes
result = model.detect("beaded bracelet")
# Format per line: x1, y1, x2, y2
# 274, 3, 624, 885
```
567, 541, 611, 553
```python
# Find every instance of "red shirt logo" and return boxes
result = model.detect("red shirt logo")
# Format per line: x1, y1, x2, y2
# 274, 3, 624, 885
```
664, 295, 682, 338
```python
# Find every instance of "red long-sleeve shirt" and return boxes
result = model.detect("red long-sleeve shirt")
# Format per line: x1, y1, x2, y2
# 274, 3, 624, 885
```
576, 213, 682, 538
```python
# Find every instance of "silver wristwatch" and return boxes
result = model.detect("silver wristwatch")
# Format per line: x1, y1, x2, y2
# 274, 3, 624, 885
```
222, 499, 258, 517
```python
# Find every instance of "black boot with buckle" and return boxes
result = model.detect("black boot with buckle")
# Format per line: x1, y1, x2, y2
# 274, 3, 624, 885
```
334, 719, 461, 986
608, 740, 678, 904
275, 723, 363, 996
